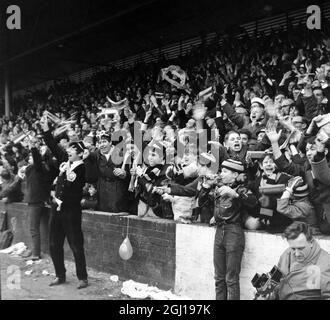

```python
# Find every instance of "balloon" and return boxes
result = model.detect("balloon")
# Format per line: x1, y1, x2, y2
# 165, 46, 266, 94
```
119, 237, 133, 260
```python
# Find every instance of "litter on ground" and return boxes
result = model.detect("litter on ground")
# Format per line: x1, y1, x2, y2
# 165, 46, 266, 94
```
42, 270, 50, 276
121, 280, 191, 300
110, 275, 119, 282
0, 242, 27, 255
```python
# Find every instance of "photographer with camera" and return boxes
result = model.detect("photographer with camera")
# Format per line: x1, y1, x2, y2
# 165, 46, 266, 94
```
256, 221, 330, 300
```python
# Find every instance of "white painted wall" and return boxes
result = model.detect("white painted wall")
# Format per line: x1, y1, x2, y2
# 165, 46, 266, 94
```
175, 224, 330, 300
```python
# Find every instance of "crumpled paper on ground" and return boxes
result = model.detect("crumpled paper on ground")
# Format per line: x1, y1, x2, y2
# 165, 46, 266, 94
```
0, 242, 27, 255
110, 275, 119, 282
121, 280, 191, 300
25, 270, 33, 276
26, 260, 34, 266
42, 270, 50, 276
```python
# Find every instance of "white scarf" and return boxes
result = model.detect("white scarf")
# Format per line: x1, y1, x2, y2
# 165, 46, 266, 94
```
59, 159, 84, 182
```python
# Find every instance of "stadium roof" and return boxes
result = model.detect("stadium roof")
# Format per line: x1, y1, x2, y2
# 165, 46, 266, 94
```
0, 0, 325, 92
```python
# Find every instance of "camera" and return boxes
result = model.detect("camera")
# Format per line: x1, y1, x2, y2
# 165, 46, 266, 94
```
251, 265, 283, 299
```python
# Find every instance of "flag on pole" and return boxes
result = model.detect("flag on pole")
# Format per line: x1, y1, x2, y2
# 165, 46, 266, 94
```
44, 111, 61, 124
161, 65, 187, 89
53, 122, 75, 137
150, 95, 158, 108
12, 131, 32, 144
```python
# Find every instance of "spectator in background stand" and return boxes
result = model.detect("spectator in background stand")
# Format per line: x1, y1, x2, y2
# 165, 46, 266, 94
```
0, 168, 23, 203
86, 133, 131, 213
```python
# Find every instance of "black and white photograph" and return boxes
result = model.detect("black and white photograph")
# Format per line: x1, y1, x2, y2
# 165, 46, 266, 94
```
0, 0, 330, 306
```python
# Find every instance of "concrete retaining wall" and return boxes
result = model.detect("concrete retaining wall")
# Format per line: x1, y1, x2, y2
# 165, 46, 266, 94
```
2, 202, 330, 300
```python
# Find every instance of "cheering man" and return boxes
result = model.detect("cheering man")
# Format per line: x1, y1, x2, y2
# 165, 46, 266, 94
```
41, 118, 89, 289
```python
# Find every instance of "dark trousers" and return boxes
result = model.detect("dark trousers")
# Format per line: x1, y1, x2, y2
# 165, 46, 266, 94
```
49, 204, 88, 280
28, 203, 44, 257
213, 223, 245, 300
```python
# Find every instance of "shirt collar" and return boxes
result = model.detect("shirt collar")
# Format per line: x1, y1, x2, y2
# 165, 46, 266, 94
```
102, 146, 114, 157
69, 159, 84, 171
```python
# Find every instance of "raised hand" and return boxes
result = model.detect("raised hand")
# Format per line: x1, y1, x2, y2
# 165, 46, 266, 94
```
315, 129, 329, 153
40, 115, 49, 132
287, 176, 303, 192
266, 126, 282, 143
162, 193, 174, 202
282, 70, 292, 80
135, 166, 144, 177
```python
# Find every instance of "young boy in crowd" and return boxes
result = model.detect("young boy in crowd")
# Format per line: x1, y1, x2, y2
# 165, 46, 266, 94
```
249, 154, 293, 233
133, 141, 171, 219
162, 151, 199, 223
203, 159, 257, 300
157, 158, 256, 299
276, 176, 319, 233
81, 183, 98, 210
155, 151, 219, 224
223, 131, 247, 163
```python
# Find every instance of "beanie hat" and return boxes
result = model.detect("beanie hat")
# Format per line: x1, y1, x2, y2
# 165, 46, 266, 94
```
293, 183, 309, 198
251, 97, 265, 107
221, 159, 245, 173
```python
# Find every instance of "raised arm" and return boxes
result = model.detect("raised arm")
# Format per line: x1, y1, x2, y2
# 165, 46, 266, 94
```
31, 146, 43, 172
311, 133, 330, 186
221, 99, 245, 128
266, 126, 304, 176
169, 177, 200, 197
40, 118, 68, 163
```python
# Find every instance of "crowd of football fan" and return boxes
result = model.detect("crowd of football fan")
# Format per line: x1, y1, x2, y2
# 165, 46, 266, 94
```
1, 23, 330, 237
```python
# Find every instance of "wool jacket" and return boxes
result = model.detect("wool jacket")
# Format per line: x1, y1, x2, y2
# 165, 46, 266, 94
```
274, 153, 330, 231
24, 147, 51, 204
310, 156, 330, 225
276, 196, 318, 228
43, 130, 85, 207
0, 176, 23, 203
277, 241, 330, 300
87, 148, 130, 213
137, 163, 171, 218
